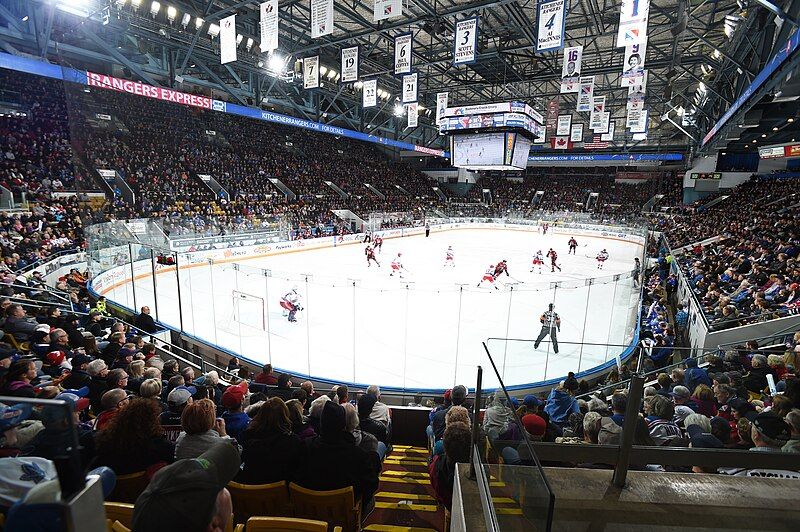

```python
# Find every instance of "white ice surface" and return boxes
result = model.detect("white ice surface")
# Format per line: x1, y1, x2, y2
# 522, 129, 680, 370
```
108, 228, 641, 390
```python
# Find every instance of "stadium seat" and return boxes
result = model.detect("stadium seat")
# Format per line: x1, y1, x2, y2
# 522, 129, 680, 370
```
227, 481, 292, 524
239, 517, 342, 532
104, 502, 134, 529
2, 334, 29, 353
288, 483, 361, 532
107, 471, 148, 503
109, 521, 130, 532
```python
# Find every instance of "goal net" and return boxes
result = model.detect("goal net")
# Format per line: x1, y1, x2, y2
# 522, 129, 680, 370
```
227, 290, 265, 331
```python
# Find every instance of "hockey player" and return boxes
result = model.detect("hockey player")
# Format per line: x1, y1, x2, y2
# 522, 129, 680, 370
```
444, 245, 455, 267
546, 248, 562, 272
365, 245, 380, 267
494, 260, 510, 278
596, 249, 609, 270
541, 222, 549, 235
530, 250, 544, 273
374, 235, 384, 253
633, 257, 641, 287
534, 303, 561, 353
390, 252, 406, 278
568, 237, 578, 255
280, 287, 303, 323
362, 231, 372, 244
477, 265, 499, 290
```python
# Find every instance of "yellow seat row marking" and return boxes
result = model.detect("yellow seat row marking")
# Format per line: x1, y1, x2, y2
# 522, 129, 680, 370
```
381, 470, 429, 479
364, 525, 438, 532
375, 491, 436, 502
495, 508, 524, 515
374, 501, 438, 512
379, 476, 431, 485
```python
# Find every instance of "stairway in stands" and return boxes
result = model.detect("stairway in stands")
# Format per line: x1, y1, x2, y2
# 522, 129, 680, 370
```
362, 445, 444, 532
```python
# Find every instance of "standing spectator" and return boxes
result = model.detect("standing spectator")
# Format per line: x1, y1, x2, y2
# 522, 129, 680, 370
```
674, 304, 688, 343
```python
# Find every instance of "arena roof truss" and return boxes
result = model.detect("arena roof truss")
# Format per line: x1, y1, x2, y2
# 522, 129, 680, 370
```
0, 0, 796, 156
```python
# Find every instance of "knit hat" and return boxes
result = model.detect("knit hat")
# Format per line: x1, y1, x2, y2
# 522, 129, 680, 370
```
45, 351, 65, 366
521, 414, 546, 438
752, 411, 791, 442
320, 401, 346, 436
220, 380, 248, 409
357, 394, 377, 419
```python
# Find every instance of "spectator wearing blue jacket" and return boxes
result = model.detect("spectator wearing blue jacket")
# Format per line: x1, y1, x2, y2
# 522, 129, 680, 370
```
684, 358, 711, 393
543, 386, 580, 427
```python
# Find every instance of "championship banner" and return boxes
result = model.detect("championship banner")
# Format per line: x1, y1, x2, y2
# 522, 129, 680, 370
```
374, 0, 402, 22
590, 96, 605, 130
546, 97, 560, 134
570, 123, 584, 142
601, 120, 616, 141
407, 102, 418, 128
617, 0, 649, 47
362, 79, 377, 107
259, 1, 279, 53
341, 46, 359, 83
576, 76, 594, 112
311, 0, 334, 39
537, 0, 567, 52
402, 73, 417, 103
454, 17, 478, 65
626, 104, 644, 129
630, 109, 649, 135
394, 34, 412, 74
595, 111, 611, 134
303, 56, 319, 89
436, 92, 448, 125
220, 14, 237, 64
621, 37, 647, 86
556, 114, 572, 136
560, 45, 582, 93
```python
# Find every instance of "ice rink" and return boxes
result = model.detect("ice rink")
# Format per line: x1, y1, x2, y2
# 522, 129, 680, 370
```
108, 226, 642, 390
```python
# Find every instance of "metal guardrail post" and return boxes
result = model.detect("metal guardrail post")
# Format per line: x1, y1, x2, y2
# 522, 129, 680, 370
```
612, 373, 646, 488
469, 365, 483, 480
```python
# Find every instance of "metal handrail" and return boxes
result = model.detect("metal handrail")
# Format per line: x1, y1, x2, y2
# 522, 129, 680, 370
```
11, 247, 83, 275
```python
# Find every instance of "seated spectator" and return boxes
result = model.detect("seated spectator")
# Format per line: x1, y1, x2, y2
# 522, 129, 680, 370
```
285, 398, 315, 441
61, 354, 93, 390
335, 383, 349, 404
139, 378, 164, 402
433, 406, 471, 457
86, 359, 109, 413
220, 380, 250, 441
160, 385, 195, 426
93, 397, 175, 475
296, 401, 379, 505
238, 397, 305, 484
783, 409, 800, 453
544, 385, 580, 427
610, 392, 627, 427
307, 394, 330, 434
343, 402, 382, 459
366, 384, 390, 426
482, 394, 517, 441
175, 398, 236, 460
94, 388, 132, 431
132, 442, 240, 532
4, 305, 39, 341
23, 391, 94, 469
692, 384, 718, 417
100, 332, 125, 364
429, 422, 471, 510
743, 354, 770, 396
133, 305, 158, 334
431, 384, 468, 440
670, 385, 698, 412
357, 394, 388, 457
105, 368, 128, 392
254, 363, 277, 385
644, 395, 683, 445
749, 412, 791, 452
684, 358, 711, 392
0, 360, 37, 398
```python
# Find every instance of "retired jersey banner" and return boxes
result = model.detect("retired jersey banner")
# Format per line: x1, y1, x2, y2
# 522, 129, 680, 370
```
595, 111, 611, 134
220, 15, 237, 64
341, 47, 359, 83
627, 70, 647, 106
537, 0, 567, 52
407, 102, 418, 128
394, 34, 412, 74
630, 109, 649, 134
374, 0, 402, 22
590, 96, 606, 130
362, 79, 377, 107
556, 115, 572, 136
601, 120, 616, 141
454, 18, 478, 65
303, 56, 319, 89
626, 104, 644, 129
436, 92, 448, 125
560, 45, 582, 93
617, 0, 649, 47
259, 1, 279, 53
402, 73, 418, 103
621, 37, 647, 86
570, 123, 584, 142
577, 76, 594, 112
311, 0, 334, 39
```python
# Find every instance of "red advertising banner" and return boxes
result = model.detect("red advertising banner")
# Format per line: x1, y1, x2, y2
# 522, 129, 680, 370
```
86, 71, 212, 109
616, 171, 659, 180
785, 144, 800, 157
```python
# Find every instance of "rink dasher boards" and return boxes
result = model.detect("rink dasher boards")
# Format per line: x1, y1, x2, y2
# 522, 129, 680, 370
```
90, 222, 645, 391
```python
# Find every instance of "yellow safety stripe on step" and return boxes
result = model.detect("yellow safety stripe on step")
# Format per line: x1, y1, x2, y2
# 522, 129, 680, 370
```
375, 501, 438, 512
495, 508, 523, 515
390, 448, 428, 455
376, 491, 436, 502
491, 497, 517, 504
384, 458, 428, 465
381, 470, 429, 478
489, 481, 506, 487
379, 476, 430, 485
363, 525, 438, 532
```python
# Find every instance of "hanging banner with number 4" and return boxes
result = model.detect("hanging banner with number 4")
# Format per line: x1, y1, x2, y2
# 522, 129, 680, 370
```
536, 0, 567, 52
453, 18, 478, 65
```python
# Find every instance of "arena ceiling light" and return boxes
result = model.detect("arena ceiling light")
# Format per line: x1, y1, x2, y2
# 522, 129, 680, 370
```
236, 34, 243, 46
150, 1, 161, 17
246, 37, 254, 51
208, 23, 220, 38
319, 65, 328, 76
56, 0, 93, 17
267, 53, 285, 72
166, 5, 177, 23
181, 13, 190, 28
394, 104, 405, 116
789, 118, 795, 123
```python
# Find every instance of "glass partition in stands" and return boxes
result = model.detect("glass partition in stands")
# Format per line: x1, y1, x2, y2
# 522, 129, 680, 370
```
87, 216, 646, 391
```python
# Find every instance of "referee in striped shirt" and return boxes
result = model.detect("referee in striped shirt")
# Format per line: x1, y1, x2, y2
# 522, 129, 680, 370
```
534, 303, 561, 354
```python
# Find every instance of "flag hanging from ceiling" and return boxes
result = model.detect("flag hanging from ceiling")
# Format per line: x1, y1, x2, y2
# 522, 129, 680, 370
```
536, 0, 567, 52
363, 79, 377, 107
311, 0, 334, 39
576, 76, 594, 111
407, 102, 418, 128
453, 17, 478, 65
374, 0, 402, 22
341, 46, 359, 83
402, 73, 418, 103
259, 1, 279, 53
616, 0, 649, 47
220, 14, 237, 64
570, 123, 584, 142
394, 33, 412, 74
436, 92, 448, 125
584, 135, 609, 149
552, 136, 571, 150
621, 37, 647, 86
303, 56, 319, 89
560, 45, 582, 93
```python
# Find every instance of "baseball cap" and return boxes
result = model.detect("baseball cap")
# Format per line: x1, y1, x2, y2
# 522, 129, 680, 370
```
0, 403, 32, 431
0, 345, 15, 362
670, 385, 691, 400
45, 351, 65, 366
752, 412, 791, 442
0, 457, 58, 506
220, 380, 248, 409
523, 394, 542, 408
62, 386, 90, 398
521, 414, 546, 438
167, 385, 196, 405
56, 392, 90, 412
686, 424, 724, 449
70, 354, 93, 368
132, 442, 241, 532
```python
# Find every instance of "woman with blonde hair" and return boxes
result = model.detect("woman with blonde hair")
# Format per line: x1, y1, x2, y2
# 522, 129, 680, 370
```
174, 398, 236, 459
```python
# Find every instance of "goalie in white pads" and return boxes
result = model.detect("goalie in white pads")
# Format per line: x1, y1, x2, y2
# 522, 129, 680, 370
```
596, 249, 609, 269
280, 287, 303, 322
444, 246, 455, 267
